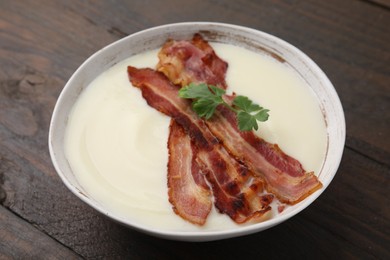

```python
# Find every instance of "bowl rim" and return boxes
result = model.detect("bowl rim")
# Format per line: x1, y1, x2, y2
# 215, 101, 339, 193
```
49, 21, 345, 241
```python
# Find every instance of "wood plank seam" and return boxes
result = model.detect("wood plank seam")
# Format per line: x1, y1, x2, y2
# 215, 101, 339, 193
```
0, 206, 83, 258
360, 0, 390, 10
344, 142, 390, 168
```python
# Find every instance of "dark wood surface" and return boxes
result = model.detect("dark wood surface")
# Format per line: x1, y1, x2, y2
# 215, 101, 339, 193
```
0, 0, 389, 259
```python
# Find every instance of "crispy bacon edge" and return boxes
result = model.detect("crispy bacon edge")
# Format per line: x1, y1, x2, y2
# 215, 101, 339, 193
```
196, 146, 273, 223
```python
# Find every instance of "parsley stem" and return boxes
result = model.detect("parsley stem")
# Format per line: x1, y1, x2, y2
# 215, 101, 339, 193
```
221, 100, 238, 113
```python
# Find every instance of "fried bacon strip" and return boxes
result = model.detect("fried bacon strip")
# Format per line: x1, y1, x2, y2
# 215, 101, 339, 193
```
167, 120, 212, 225
157, 33, 228, 90
207, 104, 322, 204
128, 67, 272, 223
156, 34, 322, 204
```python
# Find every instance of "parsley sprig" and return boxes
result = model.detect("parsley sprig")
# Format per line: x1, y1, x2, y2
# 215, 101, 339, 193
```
178, 83, 269, 131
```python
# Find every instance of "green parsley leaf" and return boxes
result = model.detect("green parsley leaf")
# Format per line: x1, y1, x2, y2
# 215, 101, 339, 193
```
233, 95, 262, 113
192, 97, 223, 119
237, 111, 259, 131
178, 83, 212, 99
208, 85, 226, 97
254, 109, 270, 122
179, 83, 270, 131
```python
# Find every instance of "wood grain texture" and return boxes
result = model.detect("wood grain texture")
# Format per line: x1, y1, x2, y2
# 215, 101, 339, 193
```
0, 206, 81, 259
366, 0, 390, 9
0, 0, 389, 258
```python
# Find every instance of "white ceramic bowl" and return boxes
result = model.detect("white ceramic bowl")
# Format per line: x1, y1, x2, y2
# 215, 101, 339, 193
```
49, 22, 345, 241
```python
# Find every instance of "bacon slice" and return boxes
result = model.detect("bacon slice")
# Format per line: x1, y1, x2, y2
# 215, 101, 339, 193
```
160, 34, 229, 223
128, 67, 272, 223
167, 119, 212, 225
196, 146, 272, 223
156, 35, 323, 204
207, 104, 322, 204
157, 33, 228, 90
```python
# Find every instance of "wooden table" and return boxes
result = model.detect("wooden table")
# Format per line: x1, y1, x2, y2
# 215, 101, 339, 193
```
1, 0, 389, 259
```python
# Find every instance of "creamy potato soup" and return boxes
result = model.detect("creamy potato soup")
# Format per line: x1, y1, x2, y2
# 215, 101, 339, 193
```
64, 43, 327, 231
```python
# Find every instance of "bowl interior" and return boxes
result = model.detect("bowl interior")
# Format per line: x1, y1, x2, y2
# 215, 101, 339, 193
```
49, 22, 345, 241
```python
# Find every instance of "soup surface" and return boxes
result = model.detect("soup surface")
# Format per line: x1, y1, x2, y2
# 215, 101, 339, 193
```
65, 43, 327, 231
